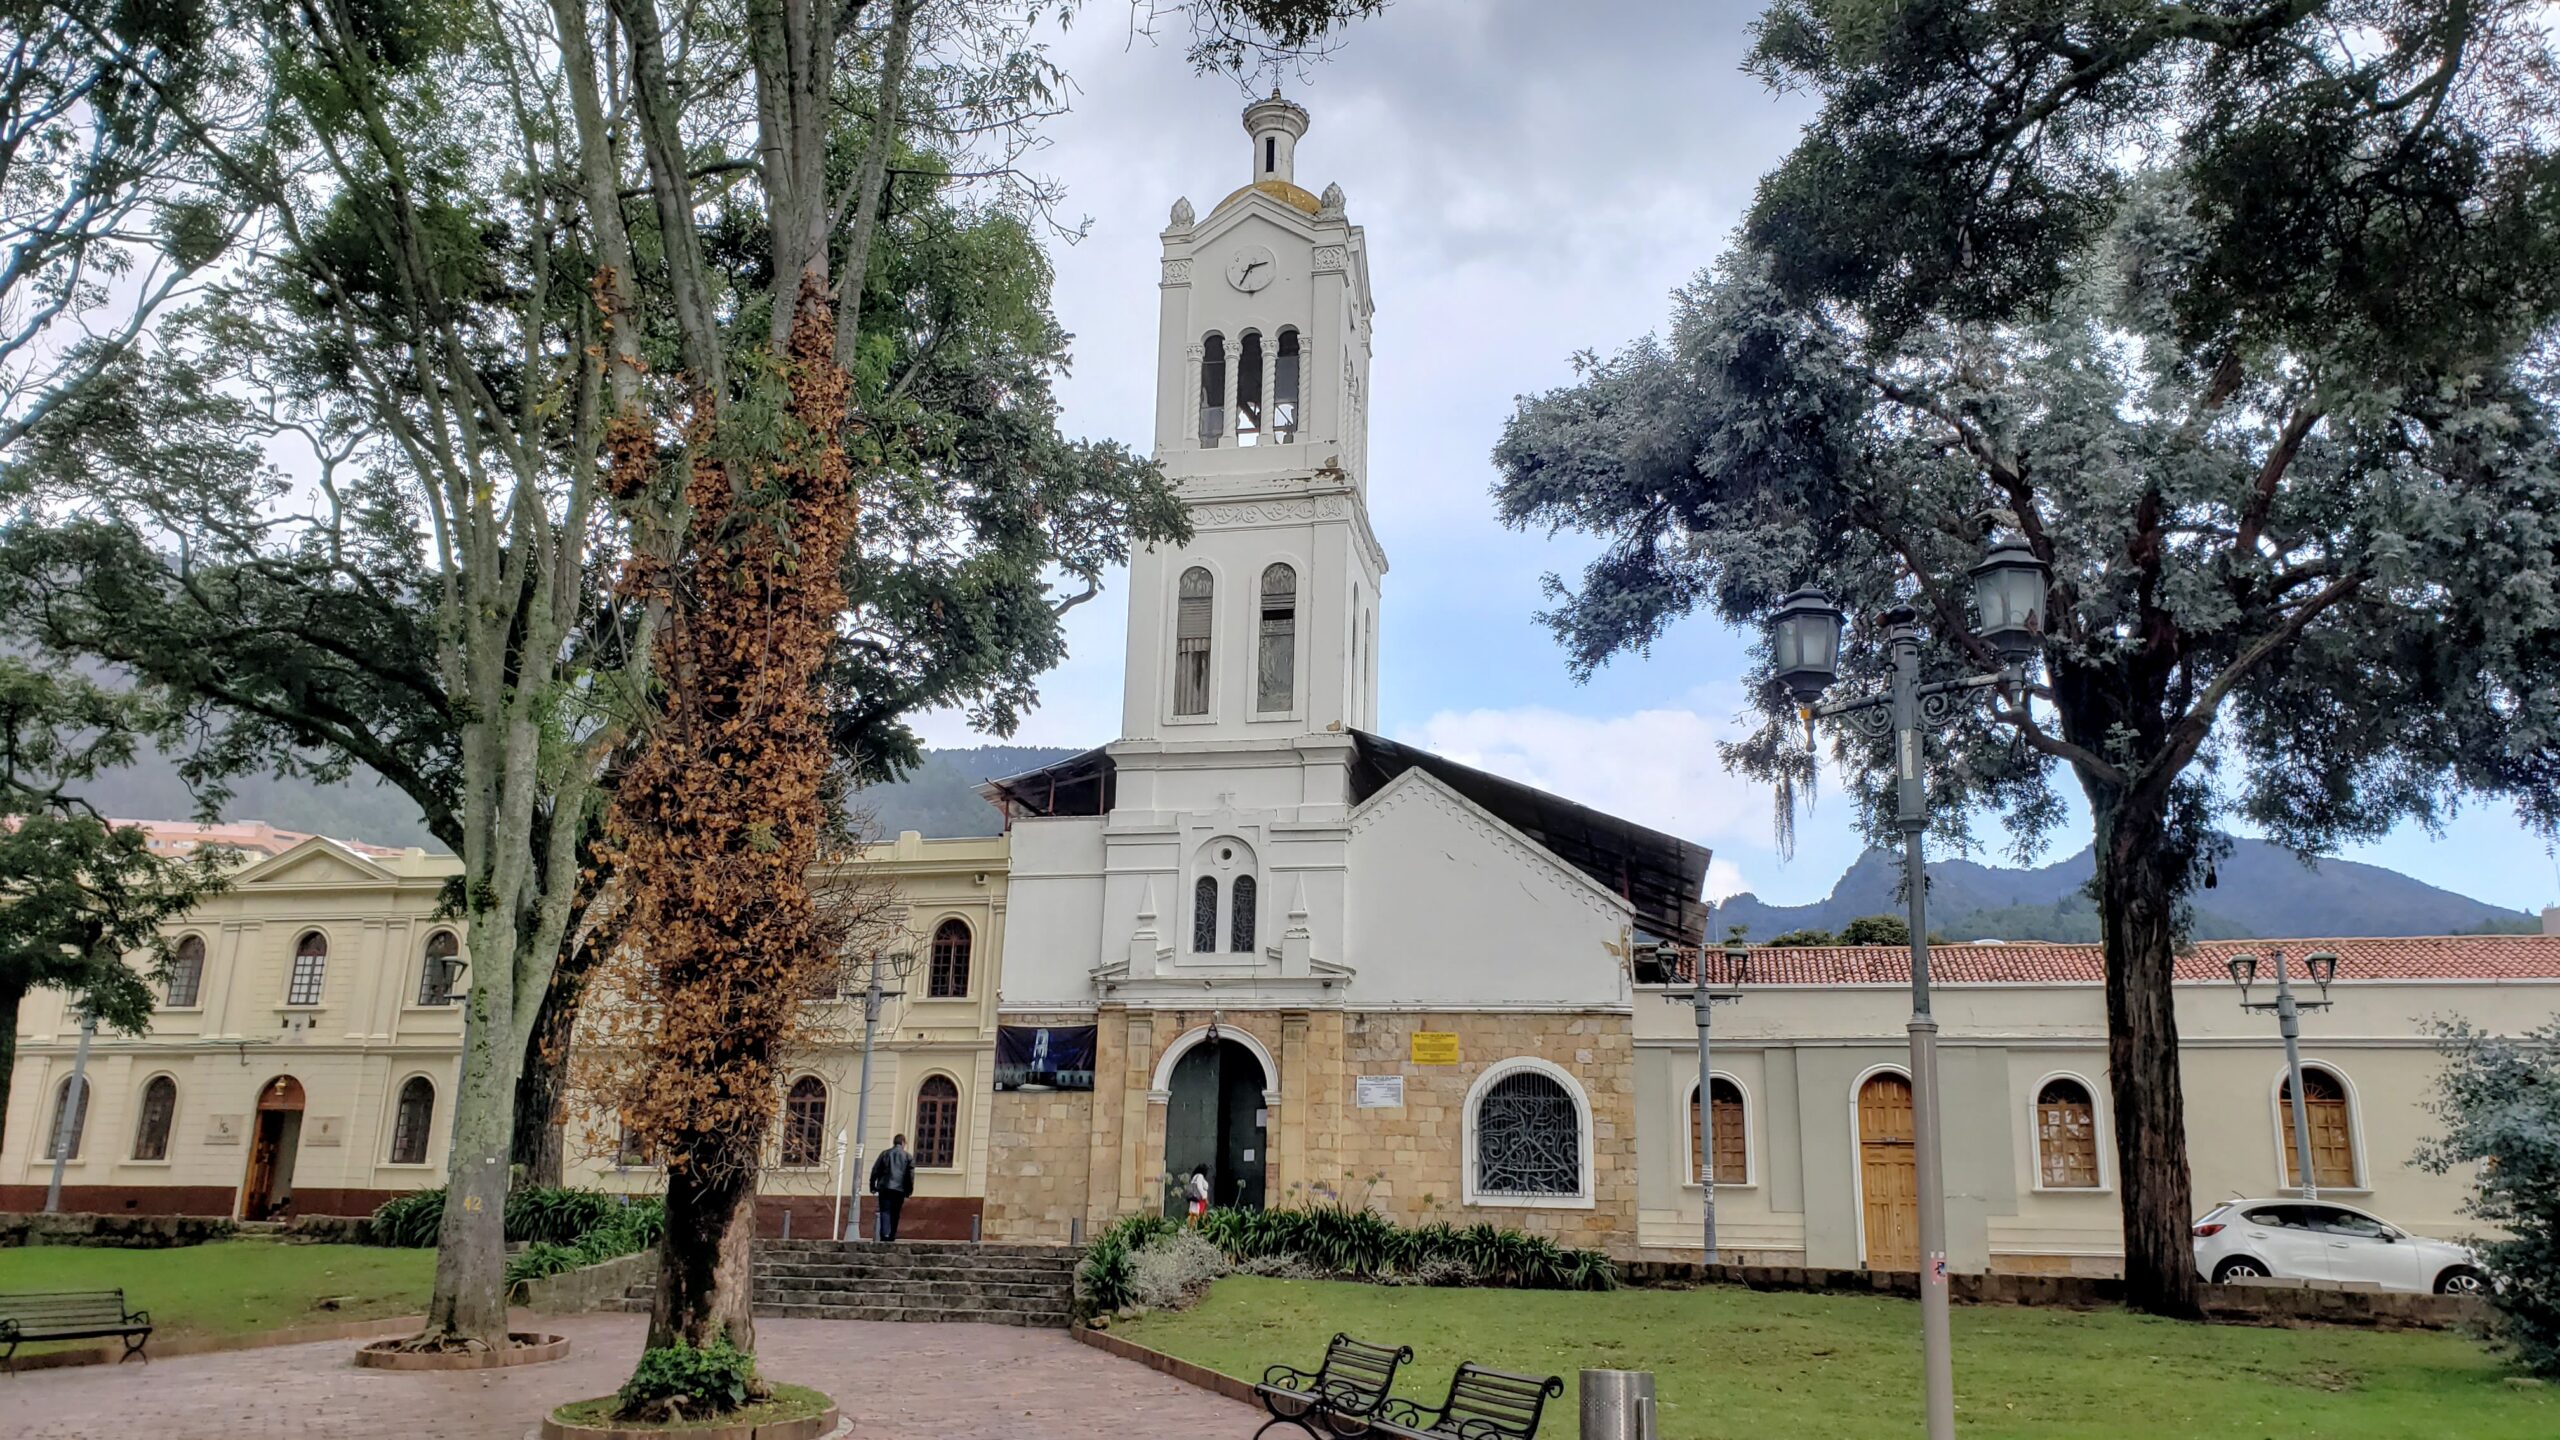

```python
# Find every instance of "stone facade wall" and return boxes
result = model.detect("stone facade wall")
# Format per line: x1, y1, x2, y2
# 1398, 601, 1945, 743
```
996, 1004, 1643, 1252
985, 1087, 1095, 1243
1320, 1010, 1636, 1251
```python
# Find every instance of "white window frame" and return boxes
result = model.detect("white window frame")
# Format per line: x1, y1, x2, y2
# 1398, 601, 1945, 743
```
909, 1070, 966, 1173
2025, 1069, 2112, 1194
1680, 1071, 1756, 1191
1165, 558, 1225, 725
128, 1071, 181, 1165
384, 1072, 440, 1167
1461, 1056, 1594, 1211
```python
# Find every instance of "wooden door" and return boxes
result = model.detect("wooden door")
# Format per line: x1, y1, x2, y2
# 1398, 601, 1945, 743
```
241, 1111, 285, 1220
1858, 1073, 1919, 1271
2281, 1070, 2355, 1190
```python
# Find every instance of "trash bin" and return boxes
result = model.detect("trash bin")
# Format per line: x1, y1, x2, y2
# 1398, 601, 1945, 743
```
1578, 1368, 1656, 1440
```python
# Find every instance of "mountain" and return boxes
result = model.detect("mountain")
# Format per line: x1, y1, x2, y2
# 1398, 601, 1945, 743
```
849, 744, 1083, 838
1713, 837, 2536, 943
61, 742, 1087, 852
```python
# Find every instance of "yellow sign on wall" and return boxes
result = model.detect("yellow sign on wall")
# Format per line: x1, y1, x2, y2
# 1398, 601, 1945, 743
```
1409, 1031, 1460, 1065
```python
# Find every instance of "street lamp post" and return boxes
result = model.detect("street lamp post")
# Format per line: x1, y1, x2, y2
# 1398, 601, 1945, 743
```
838, 948, 916, 1239
2228, 948, 2340, 1201
1661, 940, 1750, 1263
43, 1011, 98, 1214
1767, 535, 2050, 1440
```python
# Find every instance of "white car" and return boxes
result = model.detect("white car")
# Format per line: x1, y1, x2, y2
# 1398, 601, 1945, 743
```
2192, 1199, 2488, 1295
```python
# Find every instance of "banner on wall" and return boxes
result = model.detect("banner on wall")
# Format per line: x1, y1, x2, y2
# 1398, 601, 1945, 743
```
995, 1024, 1097, 1091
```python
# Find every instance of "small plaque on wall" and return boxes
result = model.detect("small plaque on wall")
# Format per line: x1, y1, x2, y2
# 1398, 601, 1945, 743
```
1408, 1031, 1460, 1065
1355, 1075, 1405, 1109
305, 1115, 344, 1147
205, 1113, 244, 1145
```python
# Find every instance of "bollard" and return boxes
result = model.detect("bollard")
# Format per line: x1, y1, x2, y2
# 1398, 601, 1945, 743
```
1579, 1369, 1656, 1440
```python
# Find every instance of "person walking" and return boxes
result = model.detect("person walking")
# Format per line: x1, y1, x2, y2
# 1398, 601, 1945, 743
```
868, 1132, 915, 1241
1185, 1164, 1211, 1223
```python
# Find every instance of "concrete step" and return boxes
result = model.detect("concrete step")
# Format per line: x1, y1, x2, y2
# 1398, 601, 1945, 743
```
626, 1278, 1068, 1304
757, 1239, 1074, 1258
753, 1260, 1074, 1283
610, 1296, 1068, 1327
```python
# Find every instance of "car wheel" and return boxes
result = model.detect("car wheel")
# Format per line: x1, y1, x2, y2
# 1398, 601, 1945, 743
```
2435, 1266, 2488, 1297
2213, 1258, 2268, 1283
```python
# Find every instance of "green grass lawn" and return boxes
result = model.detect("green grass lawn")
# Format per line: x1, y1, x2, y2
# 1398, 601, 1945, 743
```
0, 1240, 434, 1353
1118, 1277, 2555, 1440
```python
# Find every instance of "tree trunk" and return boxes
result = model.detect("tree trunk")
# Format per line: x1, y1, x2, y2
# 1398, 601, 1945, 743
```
648, 1162, 759, 1351
510, 940, 595, 1188
2093, 795, 2203, 1319
0, 977, 23, 1155
420, 922, 523, 1347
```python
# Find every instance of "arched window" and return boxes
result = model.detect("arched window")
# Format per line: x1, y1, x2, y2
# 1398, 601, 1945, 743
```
1471, 1066, 1584, 1200
1236, 331, 1266, 445
1174, 567, 1214, 716
1257, 563, 1296, 713
1230, 874, 1258, 953
287, 931, 328, 1006
1198, 333, 1226, 446
1274, 330, 1300, 441
132, 1075, 178, 1160
165, 935, 205, 1008
928, 919, 971, 999
913, 1075, 959, 1168
2280, 1066, 2357, 1190
782, 1076, 827, 1167
417, 930, 460, 1007
389, 1076, 436, 1164
1193, 875, 1220, 953
1691, 1078, 1747, 1185
47, 1075, 88, 1160
2034, 1077, 2101, 1189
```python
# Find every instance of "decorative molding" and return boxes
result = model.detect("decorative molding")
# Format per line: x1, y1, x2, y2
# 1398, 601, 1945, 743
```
1317, 183, 1346, 221
1312, 244, 1347, 272
1188, 495, 1351, 529
1169, 196, 1195, 230
1161, 258, 1194, 285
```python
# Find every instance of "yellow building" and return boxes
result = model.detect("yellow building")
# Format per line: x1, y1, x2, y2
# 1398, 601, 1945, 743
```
1, 830, 1010, 1231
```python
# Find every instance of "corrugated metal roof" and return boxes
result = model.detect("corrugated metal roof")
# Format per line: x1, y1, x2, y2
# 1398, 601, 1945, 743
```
1659, 934, 2560, 985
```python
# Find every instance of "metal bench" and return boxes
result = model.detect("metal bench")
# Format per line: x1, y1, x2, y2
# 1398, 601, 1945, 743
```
1370, 1361, 1563, 1440
0, 1289, 153, 1370
1253, 1332, 1414, 1438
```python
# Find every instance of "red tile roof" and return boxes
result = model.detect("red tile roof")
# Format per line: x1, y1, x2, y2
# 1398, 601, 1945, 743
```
1663, 934, 2560, 986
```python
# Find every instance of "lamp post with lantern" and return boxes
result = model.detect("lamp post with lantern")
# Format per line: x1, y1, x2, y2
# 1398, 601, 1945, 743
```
1766, 533, 2051, 1440
1659, 938, 1750, 1264
2227, 947, 2341, 1201
838, 947, 917, 1238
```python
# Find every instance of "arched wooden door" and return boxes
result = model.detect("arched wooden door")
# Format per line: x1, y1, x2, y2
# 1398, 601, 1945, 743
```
1858, 1072, 1919, 1271
241, 1075, 307, 1220
1162, 1039, 1268, 1216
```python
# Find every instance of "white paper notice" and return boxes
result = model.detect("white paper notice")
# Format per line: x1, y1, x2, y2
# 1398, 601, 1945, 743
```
1355, 1075, 1405, 1109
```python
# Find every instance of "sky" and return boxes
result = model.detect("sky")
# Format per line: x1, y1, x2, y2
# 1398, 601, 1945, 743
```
905, 0, 2560, 916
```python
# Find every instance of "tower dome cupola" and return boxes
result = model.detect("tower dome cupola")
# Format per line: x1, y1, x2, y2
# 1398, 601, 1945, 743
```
1244, 90, 1310, 185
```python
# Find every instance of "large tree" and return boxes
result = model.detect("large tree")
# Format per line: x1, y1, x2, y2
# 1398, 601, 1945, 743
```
1494, 0, 2560, 1316
0, 658, 225, 1152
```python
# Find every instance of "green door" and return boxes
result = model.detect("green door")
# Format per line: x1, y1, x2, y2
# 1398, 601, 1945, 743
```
1163, 1039, 1269, 1215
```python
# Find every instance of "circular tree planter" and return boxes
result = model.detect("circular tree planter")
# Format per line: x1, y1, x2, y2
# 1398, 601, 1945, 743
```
354, 1332, 572, 1370
542, 1386, 840, 1440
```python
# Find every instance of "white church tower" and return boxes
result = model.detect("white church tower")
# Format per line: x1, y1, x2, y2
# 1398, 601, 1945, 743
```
1075, 92, 1380, 997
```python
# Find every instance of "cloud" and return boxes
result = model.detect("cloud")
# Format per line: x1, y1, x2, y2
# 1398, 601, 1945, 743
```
1400, 690, 1785, 898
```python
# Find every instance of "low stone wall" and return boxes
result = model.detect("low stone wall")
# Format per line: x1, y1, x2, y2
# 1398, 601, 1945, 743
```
517, 1248, 659, 1314
1621, 1260, 2489, 1331
0, 1210, 237, 1248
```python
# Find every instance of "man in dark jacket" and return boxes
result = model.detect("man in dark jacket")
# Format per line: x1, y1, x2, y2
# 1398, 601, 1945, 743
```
867, 1133, 915, 1241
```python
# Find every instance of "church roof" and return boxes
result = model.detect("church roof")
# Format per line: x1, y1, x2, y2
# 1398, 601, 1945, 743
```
1348, 730, 1713, 945
1651, 934, 2560, 986
978, 746, 1115, 820
1215, 179, 1323, 215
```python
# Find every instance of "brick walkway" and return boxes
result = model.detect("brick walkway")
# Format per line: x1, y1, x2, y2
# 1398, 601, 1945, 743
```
4, 1312, 1259, 1439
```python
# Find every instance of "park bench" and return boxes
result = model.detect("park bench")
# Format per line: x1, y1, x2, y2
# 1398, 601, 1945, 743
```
0, 1289, 153, 1370
1369, 1361, 1564, 1440
1253, 1332, 1414, 1438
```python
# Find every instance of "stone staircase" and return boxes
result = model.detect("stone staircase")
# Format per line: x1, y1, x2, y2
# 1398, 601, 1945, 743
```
617, 1240, 1078, 1328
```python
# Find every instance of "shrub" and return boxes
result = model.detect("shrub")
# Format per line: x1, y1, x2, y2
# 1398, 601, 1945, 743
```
504, 1197, 666, 1287
1126, 1226, 1230, 1311
1237, 1253, 1322, 1279
368, 1189, 445, 1248
2422, 1018, 2560, 1376
614, 1336, 761, 1422
1091, 1203, 1615, 1314
505, 1187, 620, 1246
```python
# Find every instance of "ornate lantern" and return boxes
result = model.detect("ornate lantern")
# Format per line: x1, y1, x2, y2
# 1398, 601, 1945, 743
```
1769, 588, 1846, 706
1968, 537, 2049, 665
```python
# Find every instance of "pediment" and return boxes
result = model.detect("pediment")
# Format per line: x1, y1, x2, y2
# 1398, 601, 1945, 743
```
232, 837, 400, 888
